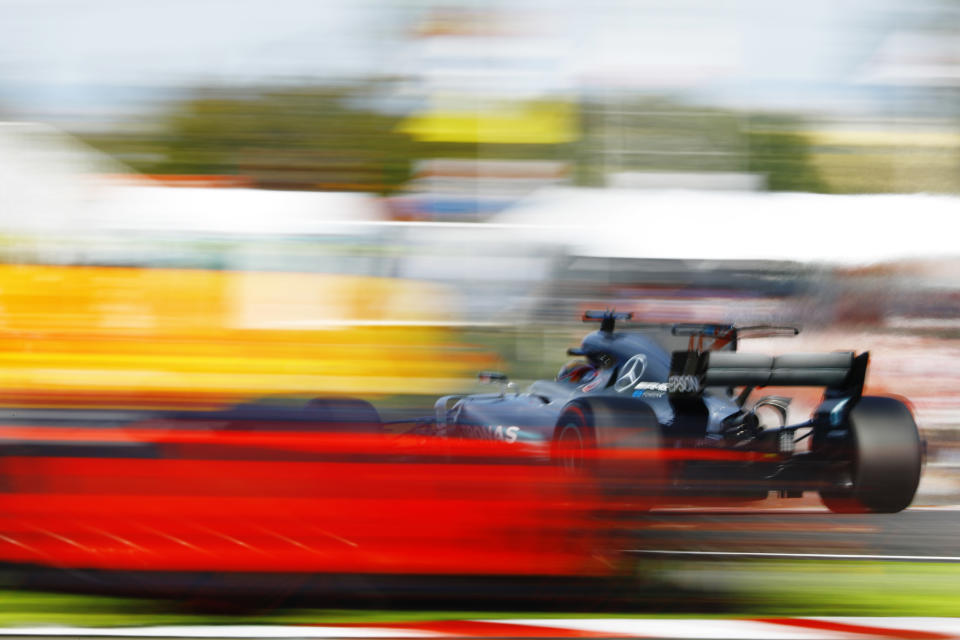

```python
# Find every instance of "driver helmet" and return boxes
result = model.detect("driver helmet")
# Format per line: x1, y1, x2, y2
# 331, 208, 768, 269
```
556, 360, 598, 384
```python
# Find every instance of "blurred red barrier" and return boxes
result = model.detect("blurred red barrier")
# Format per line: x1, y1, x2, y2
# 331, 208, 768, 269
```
0, 433, 617, 577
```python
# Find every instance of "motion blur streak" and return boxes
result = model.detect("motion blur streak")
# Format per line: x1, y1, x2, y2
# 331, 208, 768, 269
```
0, 426, 776, 463
0, 265, 487, 406
0, 434, 624, 577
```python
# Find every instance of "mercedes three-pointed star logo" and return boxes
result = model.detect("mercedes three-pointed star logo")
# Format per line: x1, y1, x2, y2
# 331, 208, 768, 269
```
613, 354, 647, 393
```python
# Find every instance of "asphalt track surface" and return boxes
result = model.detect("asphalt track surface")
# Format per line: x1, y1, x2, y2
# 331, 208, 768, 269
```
630, 504, 960, 560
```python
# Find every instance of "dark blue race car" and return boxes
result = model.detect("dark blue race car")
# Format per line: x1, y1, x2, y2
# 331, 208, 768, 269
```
425, 311, 923, 513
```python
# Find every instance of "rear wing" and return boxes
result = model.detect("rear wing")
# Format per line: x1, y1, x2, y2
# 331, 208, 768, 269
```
669, 350, 869, 397
671, 324, 799, 351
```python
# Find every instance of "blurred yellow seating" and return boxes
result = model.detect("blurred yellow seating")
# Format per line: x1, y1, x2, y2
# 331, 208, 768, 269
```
0, 265, 491, 408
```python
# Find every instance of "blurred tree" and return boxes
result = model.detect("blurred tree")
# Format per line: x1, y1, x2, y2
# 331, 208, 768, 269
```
82, 85, 574, 194
83, 85, 416, 194
744, 119, 829, 193
82, 88, 827, 194
578, 98, 827, 192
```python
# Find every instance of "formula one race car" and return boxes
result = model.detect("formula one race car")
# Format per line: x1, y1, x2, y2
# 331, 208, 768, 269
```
428, 311, 923, 513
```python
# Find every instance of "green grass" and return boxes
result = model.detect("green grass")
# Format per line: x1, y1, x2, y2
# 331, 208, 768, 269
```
0, 560, 958, 626
655, 559, 960, 617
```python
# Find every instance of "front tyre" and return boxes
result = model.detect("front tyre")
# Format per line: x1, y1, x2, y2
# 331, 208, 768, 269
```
552, 406, 595, 471
553, 398, 664, 507
819, 396, 922, 514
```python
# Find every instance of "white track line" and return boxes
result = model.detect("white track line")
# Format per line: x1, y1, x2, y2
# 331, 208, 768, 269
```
649, 505, 960, 513
497, 618, 960, 639
816, 617, 960, 635
627, 549, 960, 561
0, 627, 441, 638
648, 508, 854, 516
4, 619, 960, 640
490, 619, 834, 639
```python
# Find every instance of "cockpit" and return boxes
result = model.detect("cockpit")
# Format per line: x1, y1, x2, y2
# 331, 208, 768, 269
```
555, 360, 598, 385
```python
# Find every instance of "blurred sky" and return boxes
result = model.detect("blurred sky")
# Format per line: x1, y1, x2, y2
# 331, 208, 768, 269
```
0, 0, 948, 119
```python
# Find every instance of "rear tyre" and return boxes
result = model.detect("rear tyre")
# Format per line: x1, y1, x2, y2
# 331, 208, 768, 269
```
819, 396, 922, 514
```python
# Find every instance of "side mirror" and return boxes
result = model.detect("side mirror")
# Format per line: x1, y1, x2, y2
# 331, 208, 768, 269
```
477, 371, 516, 396
477, 371, 509, 384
